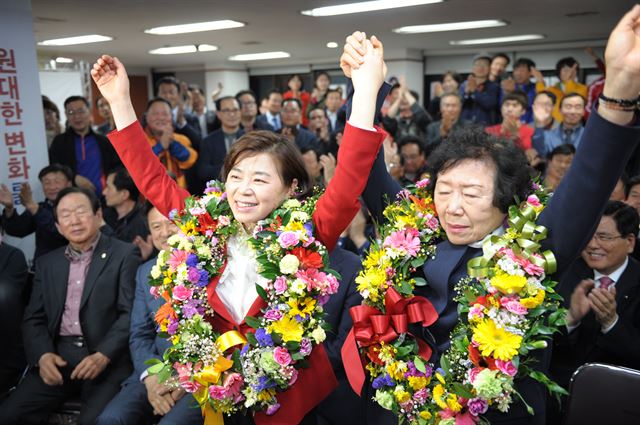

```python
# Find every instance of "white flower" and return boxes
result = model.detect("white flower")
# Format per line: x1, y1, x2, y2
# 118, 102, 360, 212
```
279, 254, 300, 275
311, 327, 326, 343
150, 265, 162, 279
196, 245, 212, 259
282, 199, 301, 209
289, 278, 306, 295
290, 211, 309, 222
177, 239, 192, 251
167, 234, 181, 247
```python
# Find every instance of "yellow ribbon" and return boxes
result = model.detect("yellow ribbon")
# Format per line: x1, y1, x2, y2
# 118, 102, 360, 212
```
192, 330, 247, 425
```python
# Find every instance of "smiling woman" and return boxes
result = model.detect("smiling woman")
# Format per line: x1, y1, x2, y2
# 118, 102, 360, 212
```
90, 33, 387, 424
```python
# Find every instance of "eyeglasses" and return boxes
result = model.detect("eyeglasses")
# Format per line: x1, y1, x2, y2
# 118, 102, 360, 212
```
593, 233, 624, 243
219, 108, 240, 114
65, 108, 89, 117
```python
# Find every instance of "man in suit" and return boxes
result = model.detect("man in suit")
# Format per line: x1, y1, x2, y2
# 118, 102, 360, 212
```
255, 89, 283, 131
342, 7, 640, 422
49, 96, 121, 196
197, 96, 245, 184
280, 98, 320, 152
549, 201, 640, 422
236, 89, 275, 132
155, 77, 202, 149
425, 93, 470, 148
97, 203, 202, 425
0, 187, 139, 425
190, 86, 218, 137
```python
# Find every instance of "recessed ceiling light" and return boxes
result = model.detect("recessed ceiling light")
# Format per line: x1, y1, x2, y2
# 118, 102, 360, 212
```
144, 20, 245, 35
228, 51, 291, 61
149, 45, 198, 55
38, 34, 113, 46
55, 57, 74, 63
450, 34, 545, 46
394, 19, 507, 34
301, 0, 443, 17
326, 42, 339, 48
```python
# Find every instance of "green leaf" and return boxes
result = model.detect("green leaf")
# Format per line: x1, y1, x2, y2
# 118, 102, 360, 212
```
452, 382, 474, 399
246, 332, 258, 346
414, 277, 427, 287
440, 355, 451, 374
244, 316, 262, 329
286, 341, 300, 351
144, 358, 162, 366
410, 257, 425, 268
398, 280, 413, 295
413, 356, 426, 373
147, 362, 165, 375
255, 284, 268, 301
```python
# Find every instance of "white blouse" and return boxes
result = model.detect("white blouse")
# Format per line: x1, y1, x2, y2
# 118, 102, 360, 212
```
215, 231, 268, 324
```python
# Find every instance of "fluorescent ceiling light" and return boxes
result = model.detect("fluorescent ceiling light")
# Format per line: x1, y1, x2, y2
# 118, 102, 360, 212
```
301, 0, 443, 17
55, 57, 74, 63
149, 45, 197, 55
197, 44, 218, 52
144, 20, 245, 35
450, 34, 545, 46
394, 19, 507, 34
38, 34, 113, 46
229, 51, 291, 61
326, 42, 339, 48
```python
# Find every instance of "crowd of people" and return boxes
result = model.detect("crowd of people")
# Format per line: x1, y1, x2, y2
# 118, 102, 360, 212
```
0, 5, 640, 425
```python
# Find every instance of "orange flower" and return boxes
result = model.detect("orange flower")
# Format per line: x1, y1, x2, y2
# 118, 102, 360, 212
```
155, 301, 177, 325
290, 247, 324, 269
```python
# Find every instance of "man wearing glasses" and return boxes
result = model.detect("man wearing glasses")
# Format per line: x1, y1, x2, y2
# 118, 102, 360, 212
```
49, 96, 121, 196
549, 200, 640, 421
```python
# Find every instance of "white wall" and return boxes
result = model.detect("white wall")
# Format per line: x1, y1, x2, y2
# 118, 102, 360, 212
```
38, 70, 83, 115
204, 69, 249, 109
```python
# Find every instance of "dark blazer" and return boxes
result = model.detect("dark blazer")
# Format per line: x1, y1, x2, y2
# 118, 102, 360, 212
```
425, 119, 473, 148
552, 257, 640, 387
48, 127, 121, 177
175, 115, 203, 152
278, 126, 320, 151
255, 114, 277, 131
317, 247, 364, 425
360, 97, 640, 423
197, 128, 245, 183
22, 234, 140, 383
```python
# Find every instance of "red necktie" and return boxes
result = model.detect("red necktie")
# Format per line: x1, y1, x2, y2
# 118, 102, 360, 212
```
599, 276, 614, 290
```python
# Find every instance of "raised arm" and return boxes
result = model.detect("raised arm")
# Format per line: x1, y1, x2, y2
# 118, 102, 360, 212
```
91, 56, 188, 217
539, 5, 640, 274
313, 34, 387, 250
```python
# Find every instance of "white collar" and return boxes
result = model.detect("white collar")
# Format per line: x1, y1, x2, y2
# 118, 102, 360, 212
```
593, 257, 629, 287
468, 226, 505, 249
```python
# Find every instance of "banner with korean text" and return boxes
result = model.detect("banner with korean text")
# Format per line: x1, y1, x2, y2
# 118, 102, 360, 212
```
1, 2, 49, 263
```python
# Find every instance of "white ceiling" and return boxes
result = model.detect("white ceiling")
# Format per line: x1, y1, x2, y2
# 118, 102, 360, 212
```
31, 0, 631, 71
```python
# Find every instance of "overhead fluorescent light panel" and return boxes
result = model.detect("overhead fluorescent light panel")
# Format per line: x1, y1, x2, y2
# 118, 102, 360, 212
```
301, 0, 443, 17
38, 34, 113, 46
144, 20, 245, 35
394, 19, 507, 34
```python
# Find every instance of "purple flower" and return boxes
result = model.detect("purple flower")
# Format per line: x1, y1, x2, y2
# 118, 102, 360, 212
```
186, 254, 199, 267
187, 267, 201, 284
167, 319, 179, 335
266, 402, 281, 415
182, 299, 203, 319
263, 309, 283, 321
255, 328, 274, 347
299, 338, 312, 356
303, 222, 313, 238
240, 343, 250, 356
468, 398, 489, 416
197, 270, 210, 287
372, 373, 394, 389
253, 375, 277, 392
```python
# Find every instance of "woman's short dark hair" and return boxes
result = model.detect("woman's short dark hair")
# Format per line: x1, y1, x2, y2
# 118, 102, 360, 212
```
427, 126, 532, 213
603, 200, 640, 237
53, 187, 100, 222
221, 131, 312, 199
288, 74, 304, 90
442, 71, 463, 85
314, 71, 331, 86
555, 57, 579, 77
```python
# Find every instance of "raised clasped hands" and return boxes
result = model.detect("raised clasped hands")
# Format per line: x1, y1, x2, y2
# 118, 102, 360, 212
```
340, 31, 387, 92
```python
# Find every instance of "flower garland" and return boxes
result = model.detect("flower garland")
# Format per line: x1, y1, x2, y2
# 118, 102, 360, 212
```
146, 181, 338, 419
346, 180, 567, 424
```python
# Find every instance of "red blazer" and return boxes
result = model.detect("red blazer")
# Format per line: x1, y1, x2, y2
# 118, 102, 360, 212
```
109, 121, 385, 424
485, 123, 534, 150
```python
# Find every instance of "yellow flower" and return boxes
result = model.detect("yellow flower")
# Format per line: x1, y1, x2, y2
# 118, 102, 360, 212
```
363, 248, 385, 270
355, 268, 388, 300
180, 221, 197, 236
407, 376, 428, 390
419, 411, 432, 420
284, 220, 305, 232
490, 273, 527, 295
446, 394, 462, 412
433, 384, 448, 410
257, 388, 276, 402
394, 389, 411, 403
473, 319, 522, 361
287, 297, 316, 319
269, 315, 303, 342
386, 361, 407, 381
520, 289, 545, 308
395, 212, 418, 229
435, 372, 446, 385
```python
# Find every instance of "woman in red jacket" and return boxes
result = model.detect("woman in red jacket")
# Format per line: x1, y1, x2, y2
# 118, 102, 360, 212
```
91, 34, 386, 425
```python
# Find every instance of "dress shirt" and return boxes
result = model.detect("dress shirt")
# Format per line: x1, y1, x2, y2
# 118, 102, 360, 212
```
197, 111, 208, 137
327, 110, 338, 131
59, 234, 101, 336
468, 226, 506, 249
216, 230, 269, 324
265, 111, 281, 131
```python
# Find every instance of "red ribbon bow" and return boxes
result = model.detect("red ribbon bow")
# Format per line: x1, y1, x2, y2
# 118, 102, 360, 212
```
341, 287, 438, 395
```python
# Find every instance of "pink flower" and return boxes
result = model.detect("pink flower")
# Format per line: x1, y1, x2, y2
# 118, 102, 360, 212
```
383, 228, 421, 256
273, 276, 288, 295
180, 380, 201, 393
208, 385, 228, 400
172, 285, 193, 302
173, 362, 192, 380
289, 368, 299, 385
149, 286, 160, 298
522, 259, 544, 276
278, 231, 300, 249
468, 304, 484, 320
218, 216, 230, 226
325, 273, 339, 295
167, 250, 188, 271
273, 347, 292, 366
416, 178, 429, 188
495, 359, 517, 377
223, 372, 244, 397
264, 309, 283, 321
266, 402, 281, 415
427, 216, 440, 231
502, 299, 527, 315
468, 367, 483, 384
527, 195, 541, 207
414, 388, 429, 404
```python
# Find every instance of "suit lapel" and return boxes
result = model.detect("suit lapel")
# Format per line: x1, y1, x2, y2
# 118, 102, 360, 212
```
80, 235, 110, 309
51, 249, 71, 329
614, 258, 640, 309
424, 240, 469, 314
